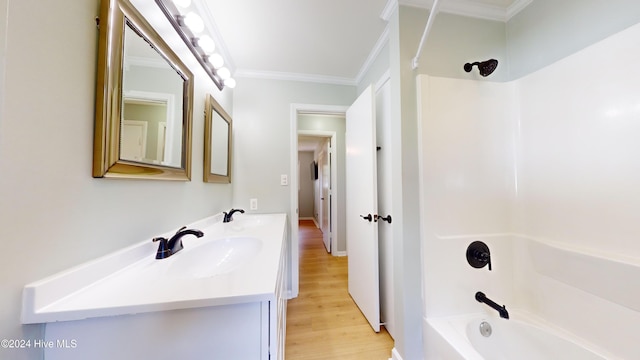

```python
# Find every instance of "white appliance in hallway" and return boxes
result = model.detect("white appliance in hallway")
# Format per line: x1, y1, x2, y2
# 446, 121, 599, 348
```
346, 84, 380, 332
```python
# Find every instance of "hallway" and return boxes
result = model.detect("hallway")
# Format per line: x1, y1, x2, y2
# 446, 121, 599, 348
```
285, 220, 394, 359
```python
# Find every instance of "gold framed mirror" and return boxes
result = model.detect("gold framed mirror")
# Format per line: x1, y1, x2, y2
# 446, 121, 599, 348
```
93, 0, 194, 180
204, 94, 232, 183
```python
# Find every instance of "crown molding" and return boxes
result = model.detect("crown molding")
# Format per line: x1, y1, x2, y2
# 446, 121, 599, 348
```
506, 0, 533, 20
380, 0, 399, 21
399, 0, 532, 22
236, 23, 390, 88
235, 69, 357, 86
355, 24, 390, 85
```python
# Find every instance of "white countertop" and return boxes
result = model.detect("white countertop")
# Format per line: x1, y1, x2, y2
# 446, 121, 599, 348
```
21, 213, 287, 324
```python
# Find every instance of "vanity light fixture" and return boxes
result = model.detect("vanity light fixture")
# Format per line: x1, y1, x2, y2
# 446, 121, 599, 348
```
155, 0, 235, 89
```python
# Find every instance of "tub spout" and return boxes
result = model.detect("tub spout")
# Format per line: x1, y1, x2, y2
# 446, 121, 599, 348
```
475, 291, 509, 319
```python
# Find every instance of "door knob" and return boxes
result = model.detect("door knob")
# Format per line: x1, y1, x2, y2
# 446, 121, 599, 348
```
360, 214, 373, 222
376, 215, 392, 223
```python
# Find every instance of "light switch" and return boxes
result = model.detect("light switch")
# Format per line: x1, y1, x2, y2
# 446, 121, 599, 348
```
280, 174, 288, 186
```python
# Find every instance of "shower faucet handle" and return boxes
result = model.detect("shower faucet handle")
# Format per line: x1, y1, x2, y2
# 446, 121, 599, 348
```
466, 241, 492, 271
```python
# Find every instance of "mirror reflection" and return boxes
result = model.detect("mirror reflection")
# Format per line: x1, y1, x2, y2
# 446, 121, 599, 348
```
204, 94, 232, 183
122, 24, 184, 168
93, 0, 194, 180
210, 111, 229, 176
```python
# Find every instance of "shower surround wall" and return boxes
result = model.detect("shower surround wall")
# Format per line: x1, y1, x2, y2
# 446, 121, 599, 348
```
419, 21, 640, 359
418, 77, 517, 318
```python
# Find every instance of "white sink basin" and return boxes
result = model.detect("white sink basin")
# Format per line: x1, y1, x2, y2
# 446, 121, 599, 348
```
168, 237, 262, 278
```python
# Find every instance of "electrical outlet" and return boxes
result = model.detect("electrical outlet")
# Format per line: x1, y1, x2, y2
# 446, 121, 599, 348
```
280, 174, 288, 186
250, 198, 258, 210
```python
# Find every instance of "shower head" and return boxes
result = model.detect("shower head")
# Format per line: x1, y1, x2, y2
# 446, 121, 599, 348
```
464, 59, 498, 77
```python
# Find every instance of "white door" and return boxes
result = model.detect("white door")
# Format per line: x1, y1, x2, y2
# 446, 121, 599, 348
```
376, 78, 395, 338
121, 120, 147, 161
346, 85, 380, 332
319, 142, 331, 252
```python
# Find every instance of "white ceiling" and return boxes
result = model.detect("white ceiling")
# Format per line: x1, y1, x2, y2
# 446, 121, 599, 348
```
298, 135, 328, 152
200, 0, 530, 85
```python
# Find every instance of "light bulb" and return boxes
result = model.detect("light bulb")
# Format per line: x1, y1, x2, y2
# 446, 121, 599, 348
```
172, 0, 191, 8
208, 53, 224, 69
217, 67, 231, 80
197, 35, 215, 54
183, 12, 204, 34
224, 78, 236, 89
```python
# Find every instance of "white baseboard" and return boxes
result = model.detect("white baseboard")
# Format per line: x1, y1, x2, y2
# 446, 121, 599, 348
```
391, 347, 403, 360
332, 250, 347, 257
299, 217, 320, 228
389, 348, 402, 360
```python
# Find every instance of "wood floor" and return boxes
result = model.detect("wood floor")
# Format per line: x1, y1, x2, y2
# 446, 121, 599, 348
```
285, 220, 393, 359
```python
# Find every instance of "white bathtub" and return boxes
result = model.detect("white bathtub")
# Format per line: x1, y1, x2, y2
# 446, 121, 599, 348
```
424, 312, 614, 360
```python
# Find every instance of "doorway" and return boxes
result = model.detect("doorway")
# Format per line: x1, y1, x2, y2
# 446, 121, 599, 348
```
298, 134, 332, 252
289, 104, 347, 299
288, 74, 394, 337
297, 123, 342, 256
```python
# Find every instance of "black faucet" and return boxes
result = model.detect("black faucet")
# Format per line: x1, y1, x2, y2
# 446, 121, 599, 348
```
475, 291, 509, 319
152, 226, 204, 259
223, 208, 245, 223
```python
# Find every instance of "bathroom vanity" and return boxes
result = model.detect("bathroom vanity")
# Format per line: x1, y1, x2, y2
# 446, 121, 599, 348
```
22, 213, 288, 360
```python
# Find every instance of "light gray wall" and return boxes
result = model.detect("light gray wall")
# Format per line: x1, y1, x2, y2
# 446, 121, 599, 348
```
382, 7, 425, 359
0, 0, 5, 140
298, 114, 347, 252
231, 77, 355, 216
411, 8, 508, 81
297, 151, 315, 218
0, 1, 233, 359
507, 0, 640, 79
232, 79, 354, 295
404, 1, 640, 82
